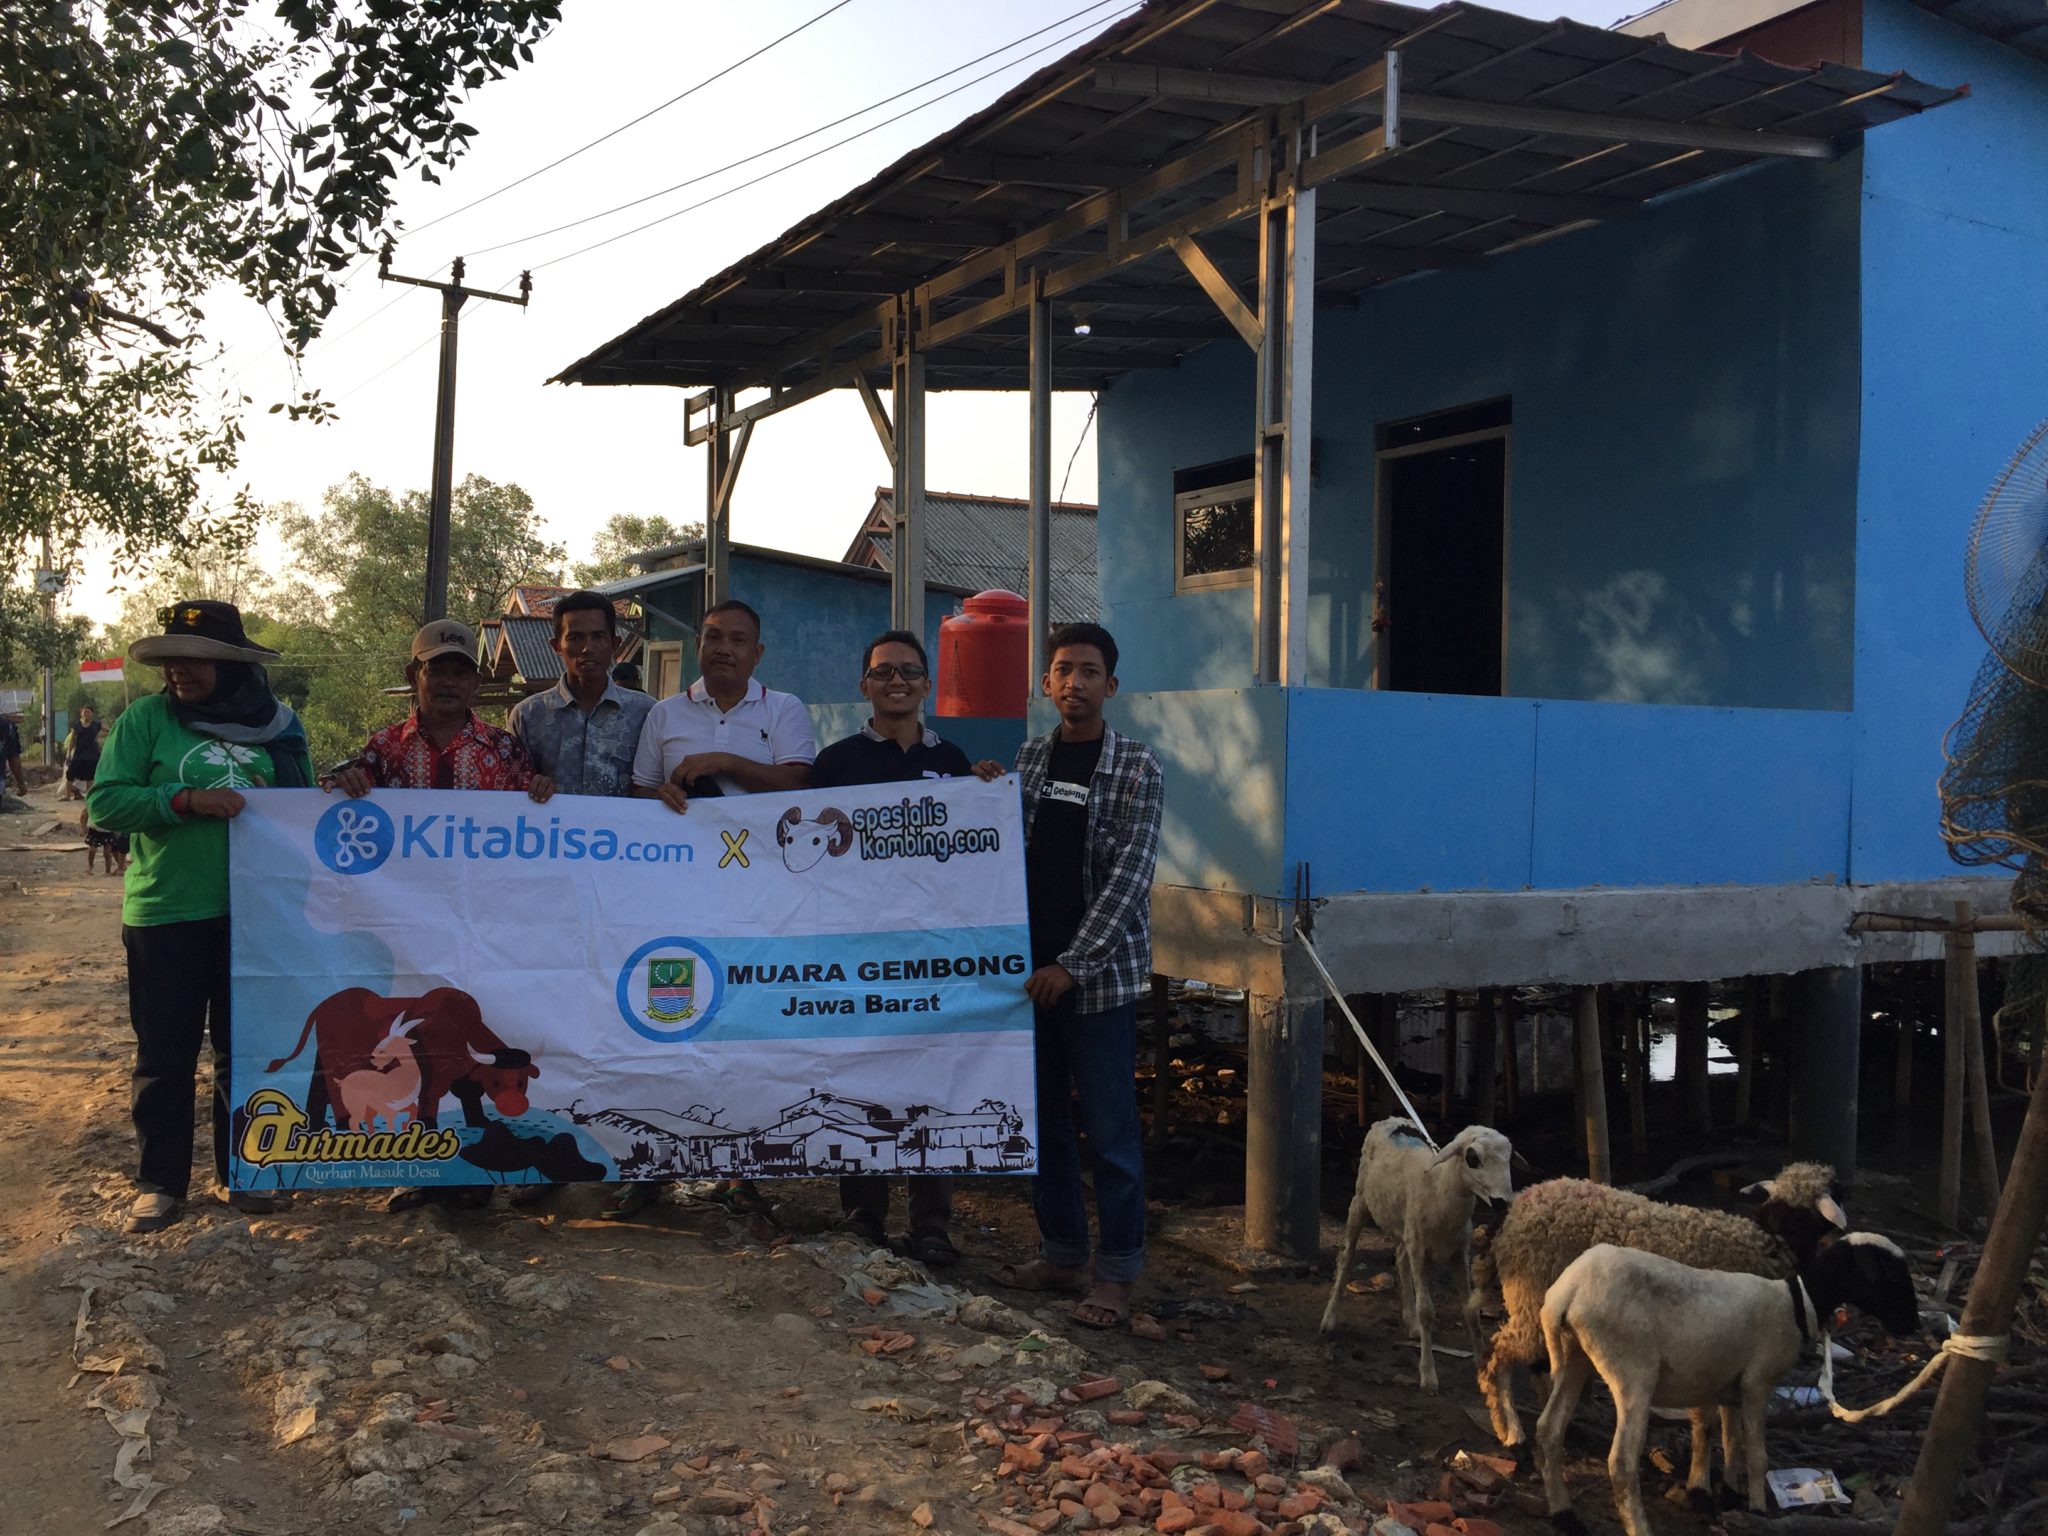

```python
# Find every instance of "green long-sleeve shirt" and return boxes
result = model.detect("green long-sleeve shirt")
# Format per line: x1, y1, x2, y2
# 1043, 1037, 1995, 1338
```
87, 695, 282, 927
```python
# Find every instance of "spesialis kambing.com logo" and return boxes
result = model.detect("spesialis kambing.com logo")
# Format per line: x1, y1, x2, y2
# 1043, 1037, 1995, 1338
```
617, 937, 723, 1043
315, 800, 396, 875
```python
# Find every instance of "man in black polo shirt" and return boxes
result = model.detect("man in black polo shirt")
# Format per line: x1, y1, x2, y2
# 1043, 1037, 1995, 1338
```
810, 629, 975, 1266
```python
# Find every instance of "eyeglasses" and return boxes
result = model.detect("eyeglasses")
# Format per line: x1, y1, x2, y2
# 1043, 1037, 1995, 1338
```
158, 605, 206, 628
864, 663, 928, 682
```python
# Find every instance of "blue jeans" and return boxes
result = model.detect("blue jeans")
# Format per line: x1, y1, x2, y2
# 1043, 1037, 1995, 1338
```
1031, 997, 1145, 1284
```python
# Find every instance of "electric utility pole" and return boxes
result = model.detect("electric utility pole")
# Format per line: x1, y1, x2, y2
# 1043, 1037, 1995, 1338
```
35, 532, 60, 767
378, 249, 531, 622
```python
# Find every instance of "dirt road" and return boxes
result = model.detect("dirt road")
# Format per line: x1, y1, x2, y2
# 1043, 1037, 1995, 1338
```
0, 780, 1964, 1536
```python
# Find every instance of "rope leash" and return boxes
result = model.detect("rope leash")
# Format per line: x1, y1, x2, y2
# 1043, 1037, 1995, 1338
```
1293, 922, 1438, 1152
1815, 1330, 2009, 1422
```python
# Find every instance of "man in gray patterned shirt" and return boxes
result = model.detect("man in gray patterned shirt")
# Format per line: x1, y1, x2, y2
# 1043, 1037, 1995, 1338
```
510, 591, 653, 802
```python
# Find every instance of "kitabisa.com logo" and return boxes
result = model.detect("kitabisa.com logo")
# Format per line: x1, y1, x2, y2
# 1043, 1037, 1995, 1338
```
315, 800, 694, 877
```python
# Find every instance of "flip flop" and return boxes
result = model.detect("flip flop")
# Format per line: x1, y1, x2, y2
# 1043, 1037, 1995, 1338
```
1071, 1283, 1133, 1331
993, 1258, 1087, 1294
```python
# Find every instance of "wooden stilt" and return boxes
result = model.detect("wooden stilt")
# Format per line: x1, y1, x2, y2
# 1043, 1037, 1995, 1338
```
1472, 987, 1498, 1126
1441, 990, 1459, 1120
1734, 976, 1759, 1126
1501, 991, 1521, 1120
1940, 909, 1970, 1229
1677, 980, 1712, 1137
1625, 984, 1648, 1156
1892, 1052, 2048, 1536
1960, 946, 2002, 1210
1575, 986, 1612, 1184
1893, 966, 1919, 1111
1150, 974, 1172, 1156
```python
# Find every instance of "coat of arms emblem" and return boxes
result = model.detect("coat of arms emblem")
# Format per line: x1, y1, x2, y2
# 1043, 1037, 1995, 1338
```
646, 957, 697, 1023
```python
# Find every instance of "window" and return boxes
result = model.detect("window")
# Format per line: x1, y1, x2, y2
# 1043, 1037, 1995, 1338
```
1175, 455, 1256, 591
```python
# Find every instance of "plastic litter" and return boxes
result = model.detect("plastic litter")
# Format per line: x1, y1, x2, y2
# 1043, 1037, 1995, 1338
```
1767, 1468, 1851, 1509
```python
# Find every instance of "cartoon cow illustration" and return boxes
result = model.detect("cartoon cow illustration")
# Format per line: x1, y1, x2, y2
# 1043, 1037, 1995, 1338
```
335, 1015, 423, 1132
775, 805, 855, 873
265, 986, 538, 1131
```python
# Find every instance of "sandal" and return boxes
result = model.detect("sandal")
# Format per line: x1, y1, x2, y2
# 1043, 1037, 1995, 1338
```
906, 1226, 961, 1269
598, 1182, 659, 1220
993, 1258, 1087, 1294
1071, 1281, 1133, 1331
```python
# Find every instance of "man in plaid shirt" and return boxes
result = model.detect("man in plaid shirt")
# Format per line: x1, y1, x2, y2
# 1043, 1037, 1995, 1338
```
990, 622, 1163, 1331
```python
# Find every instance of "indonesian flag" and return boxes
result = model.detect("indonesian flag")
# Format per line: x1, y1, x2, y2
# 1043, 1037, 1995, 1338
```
79, 657, 124, 686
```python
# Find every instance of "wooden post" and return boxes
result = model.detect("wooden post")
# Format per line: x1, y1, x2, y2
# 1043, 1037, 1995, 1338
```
1677, 981, 1712, 1137
1767, 973, 1793, 1138
1575, 985, 1612, 1184
1734, 976, 1760, 1126
1150, 974, 1172, 1156
1960, 948, 2002, 1210
1472, 987, 1498, 1126
1893, 964, 1921, 1111
1349, 995, 1370, 1128
1940, 909, 1970, 1229
1440, 990, 1459, 1120
1501, 991, 1521, 1120
1892, 1055, 2048, 1536
1622, 985, 1648, 1155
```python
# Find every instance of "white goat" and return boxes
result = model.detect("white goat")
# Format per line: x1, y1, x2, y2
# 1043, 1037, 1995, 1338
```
1320, 1118, 1515, 1392
1534, 1234, 1922, 1536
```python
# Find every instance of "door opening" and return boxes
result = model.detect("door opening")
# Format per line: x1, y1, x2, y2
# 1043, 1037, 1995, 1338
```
1374, 400, 1510, 695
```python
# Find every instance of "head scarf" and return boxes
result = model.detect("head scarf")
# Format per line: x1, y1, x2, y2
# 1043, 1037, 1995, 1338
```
165, 661, 312, 788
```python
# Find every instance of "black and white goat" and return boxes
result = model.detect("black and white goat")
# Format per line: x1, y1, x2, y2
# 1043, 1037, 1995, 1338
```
1533, 1233, 1920, 1536
1320, 1118, 1515, 1392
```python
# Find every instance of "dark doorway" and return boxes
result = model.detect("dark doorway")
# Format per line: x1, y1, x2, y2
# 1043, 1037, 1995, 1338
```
1375, 401, 1509, 695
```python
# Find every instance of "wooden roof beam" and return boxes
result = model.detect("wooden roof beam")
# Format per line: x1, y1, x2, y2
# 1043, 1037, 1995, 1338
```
1091, 61, 1315, 108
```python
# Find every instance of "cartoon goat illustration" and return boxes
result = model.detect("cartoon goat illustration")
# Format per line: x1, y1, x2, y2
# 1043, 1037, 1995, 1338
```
335, 1015, 424, 1133
775, 805, 855, 873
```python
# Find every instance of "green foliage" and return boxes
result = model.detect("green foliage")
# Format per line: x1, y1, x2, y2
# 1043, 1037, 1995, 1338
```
0, 0, 561, 561
572, 513, 703, 587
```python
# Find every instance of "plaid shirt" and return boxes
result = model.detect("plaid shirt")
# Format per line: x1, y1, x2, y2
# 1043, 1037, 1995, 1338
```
359, 712, 533, 792
1016, 725, 1164, 1013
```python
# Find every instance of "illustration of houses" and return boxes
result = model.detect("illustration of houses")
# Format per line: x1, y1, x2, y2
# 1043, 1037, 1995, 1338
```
573, 1104, 740, 1179
900, 1099, 1031, 1172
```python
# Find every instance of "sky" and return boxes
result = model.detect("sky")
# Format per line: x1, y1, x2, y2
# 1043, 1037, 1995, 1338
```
65, 0, 1622, 629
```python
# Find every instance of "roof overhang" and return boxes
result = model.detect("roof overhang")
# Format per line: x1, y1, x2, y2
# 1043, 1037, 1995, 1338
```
1623, 0, 2048, 65
554, 0, 1961, 411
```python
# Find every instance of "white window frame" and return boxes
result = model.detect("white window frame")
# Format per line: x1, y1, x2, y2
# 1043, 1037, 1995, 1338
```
1174, 475, 1256, 592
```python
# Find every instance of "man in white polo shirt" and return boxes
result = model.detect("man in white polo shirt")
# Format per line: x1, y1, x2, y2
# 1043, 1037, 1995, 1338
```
631, 599, 815, 810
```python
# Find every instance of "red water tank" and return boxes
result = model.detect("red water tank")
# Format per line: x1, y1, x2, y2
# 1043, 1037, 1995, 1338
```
936, 589, 1029, 718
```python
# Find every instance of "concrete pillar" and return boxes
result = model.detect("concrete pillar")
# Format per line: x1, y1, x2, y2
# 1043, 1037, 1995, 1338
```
1787, 965, 1862, 1180
1246, 992, 1325, 1258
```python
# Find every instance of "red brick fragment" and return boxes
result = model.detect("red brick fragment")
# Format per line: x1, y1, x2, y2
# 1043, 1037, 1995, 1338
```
1106, 1409, 1148, 1427
1191, 1482, 1222, 1508
1025, 1514, 1062, 1534
1238, 1452, 1270, 1480
1073, 1377, 1123, 1403
979, 1516, 1042, 1536
1454, 1520, 1505, 1536
1155, 1510, 1198, 1535
1207, 1511, 1265, 1536
1321, 1436, 1362, 1472
1198, 1363, 1232, 1381
1253, 1474, 1287, 1496
1199, 1451, 1237, 1472
1275, 1494, 1321, 1520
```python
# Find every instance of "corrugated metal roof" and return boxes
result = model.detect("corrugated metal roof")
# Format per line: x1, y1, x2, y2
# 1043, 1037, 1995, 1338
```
499, 614, 561, 683
555, 0, 1961, 395
855, 491, 1099, 623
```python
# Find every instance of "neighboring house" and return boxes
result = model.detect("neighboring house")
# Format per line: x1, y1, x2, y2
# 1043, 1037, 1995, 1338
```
554, 0, 2039, 1221
843, 488, 1099, 624
477, 586, 641, 698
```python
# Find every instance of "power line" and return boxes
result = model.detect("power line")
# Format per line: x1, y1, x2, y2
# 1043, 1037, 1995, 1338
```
460, 0, 1128, 270
1058, 395, 1099, 506
521, 3, 1137, 275
402, 0, 858, 245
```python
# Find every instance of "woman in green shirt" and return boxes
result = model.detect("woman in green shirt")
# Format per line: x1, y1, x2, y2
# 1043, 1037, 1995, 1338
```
88, 602, 311, 1233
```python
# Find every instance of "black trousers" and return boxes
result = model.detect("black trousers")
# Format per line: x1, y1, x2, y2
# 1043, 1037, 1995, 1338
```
124, 917, 232, 1199
839, 1173, 952, 1231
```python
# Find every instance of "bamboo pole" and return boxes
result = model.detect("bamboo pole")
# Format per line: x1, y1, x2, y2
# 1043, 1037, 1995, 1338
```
1576, 985, 1612, 1184
1941, 908, 1970, 1229
1892, 1054, 2048, 1536
1960, 951, 2002, 1209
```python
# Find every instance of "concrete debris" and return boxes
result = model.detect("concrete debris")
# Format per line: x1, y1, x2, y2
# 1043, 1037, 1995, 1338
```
1124, 1380, 1202, 1417
141, 1505, 229, 1536
956, 1340, 1006, 1370
497, 1270, 585, 1314
342, 1399, 461, 1475
1299, 1465, 1362, 1504
853, 1394, 947, 1422
956, 1295, 1036, 1335
343, 1471, 401, 1504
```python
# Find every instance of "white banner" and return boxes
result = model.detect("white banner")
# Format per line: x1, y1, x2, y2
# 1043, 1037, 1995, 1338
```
226, 778, 1037, 1191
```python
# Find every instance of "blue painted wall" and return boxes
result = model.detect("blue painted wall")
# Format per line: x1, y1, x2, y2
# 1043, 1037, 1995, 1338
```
1851, 0, 2048, 883
634, 554, 955, 707
1098, 155, 1864, 710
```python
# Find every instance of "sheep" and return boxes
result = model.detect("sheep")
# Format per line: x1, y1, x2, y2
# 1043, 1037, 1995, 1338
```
1475, 1161, 1846, 1458
1534, 1233, 1920, 1536
1319, 1118, 1515, 1392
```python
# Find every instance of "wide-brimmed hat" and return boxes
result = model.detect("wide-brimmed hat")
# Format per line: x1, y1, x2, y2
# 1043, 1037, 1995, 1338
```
129, 601, 281, 665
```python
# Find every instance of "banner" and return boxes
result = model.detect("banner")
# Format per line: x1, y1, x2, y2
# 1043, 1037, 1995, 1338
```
80, 657, 124, 685
226, 778, 1038, 1192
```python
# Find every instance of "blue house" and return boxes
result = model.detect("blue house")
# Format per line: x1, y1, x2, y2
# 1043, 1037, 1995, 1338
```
557, 0, 2040, 1249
